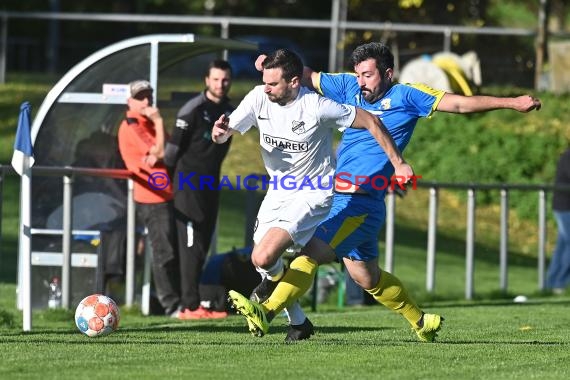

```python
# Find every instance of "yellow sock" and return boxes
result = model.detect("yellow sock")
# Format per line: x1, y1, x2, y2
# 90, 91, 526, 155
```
263, 256, 317, 315
365, 269, 423, 327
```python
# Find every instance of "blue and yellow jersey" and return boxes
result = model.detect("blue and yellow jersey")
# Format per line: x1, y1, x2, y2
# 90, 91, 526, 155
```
318, 72, 445, 199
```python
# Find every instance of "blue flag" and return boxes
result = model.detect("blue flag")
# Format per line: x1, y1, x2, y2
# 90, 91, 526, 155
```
11, 101, 35, 176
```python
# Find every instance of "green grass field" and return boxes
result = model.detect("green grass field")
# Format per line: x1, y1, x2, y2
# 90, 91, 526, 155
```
1, 290, 569, 379
1, 180, 568, 379
1, 75, 569, 379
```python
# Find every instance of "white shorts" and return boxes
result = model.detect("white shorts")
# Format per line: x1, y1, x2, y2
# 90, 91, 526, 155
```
253, 189, 333, 249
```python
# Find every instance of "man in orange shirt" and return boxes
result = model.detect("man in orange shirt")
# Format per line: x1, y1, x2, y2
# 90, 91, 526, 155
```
118, 80, 180, 316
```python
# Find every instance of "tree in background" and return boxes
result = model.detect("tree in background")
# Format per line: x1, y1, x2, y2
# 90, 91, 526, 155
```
1, 0, 568, 78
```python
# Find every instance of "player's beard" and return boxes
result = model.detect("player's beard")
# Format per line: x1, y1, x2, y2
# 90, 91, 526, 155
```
207, 87, 227, 101
267, 87, 294, 106
361, 88, 380, 103
361, 79, 390, 103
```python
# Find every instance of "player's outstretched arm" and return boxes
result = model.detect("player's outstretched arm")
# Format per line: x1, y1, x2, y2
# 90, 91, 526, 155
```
352, 107, 414, 183
437, 93, 541, 114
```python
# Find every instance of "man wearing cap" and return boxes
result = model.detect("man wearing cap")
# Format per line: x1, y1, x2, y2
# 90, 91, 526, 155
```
117, 80, 181, 316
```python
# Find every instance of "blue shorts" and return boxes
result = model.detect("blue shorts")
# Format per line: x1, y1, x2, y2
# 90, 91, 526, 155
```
313, 193, 386, 262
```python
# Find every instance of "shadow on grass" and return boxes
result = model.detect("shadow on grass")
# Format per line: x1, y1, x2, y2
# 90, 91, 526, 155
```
425, 296, 570, 309
3, 332, 566, 347
434, 340, 568, 346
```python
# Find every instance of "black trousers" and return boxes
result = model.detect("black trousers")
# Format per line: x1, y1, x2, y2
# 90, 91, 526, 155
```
137, 201, 180, 313
175, 191, 219, 310
96, 229, 126, 294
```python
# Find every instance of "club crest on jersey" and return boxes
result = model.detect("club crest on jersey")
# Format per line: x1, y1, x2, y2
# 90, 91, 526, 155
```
263, 134, 308, 152
291, 120, 306, 135
380, 98, 392, 110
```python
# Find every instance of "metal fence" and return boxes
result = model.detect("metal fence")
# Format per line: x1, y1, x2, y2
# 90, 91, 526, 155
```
384, 181, 558, 300
0, 165, 559, 310
0, 10, 541, 85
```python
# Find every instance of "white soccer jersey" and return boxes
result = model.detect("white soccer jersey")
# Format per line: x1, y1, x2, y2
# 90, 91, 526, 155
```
229, 85, 356, 194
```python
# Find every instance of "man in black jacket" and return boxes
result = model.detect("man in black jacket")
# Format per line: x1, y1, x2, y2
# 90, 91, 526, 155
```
164, 60, 234, 319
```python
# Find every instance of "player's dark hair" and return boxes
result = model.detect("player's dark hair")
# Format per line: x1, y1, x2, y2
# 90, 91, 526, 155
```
349, 42, 394, 74
262, 49, 303, 82
206, 59, 232, 77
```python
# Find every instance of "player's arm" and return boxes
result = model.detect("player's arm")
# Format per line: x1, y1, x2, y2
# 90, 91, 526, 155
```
212, 114, 237, 144
301, 66, 319, 90
351, 107, 414, 182
436, 93, 541, 114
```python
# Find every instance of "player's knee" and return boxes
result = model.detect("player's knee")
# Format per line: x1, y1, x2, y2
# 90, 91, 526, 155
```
251, 252, 275, 269
358, 278, 376, 290
352, 272, 377, 290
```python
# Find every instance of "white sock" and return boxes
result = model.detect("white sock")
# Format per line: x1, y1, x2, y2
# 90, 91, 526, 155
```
256, 257, 284, 282
284, 301, 307, 326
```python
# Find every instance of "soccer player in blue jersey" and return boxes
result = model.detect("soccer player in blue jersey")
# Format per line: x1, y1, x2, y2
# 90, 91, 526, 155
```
228, 42, 541, 342
216, 48, 413, 342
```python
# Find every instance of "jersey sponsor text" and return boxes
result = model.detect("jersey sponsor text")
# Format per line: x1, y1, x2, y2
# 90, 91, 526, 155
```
262, 134, 309, 152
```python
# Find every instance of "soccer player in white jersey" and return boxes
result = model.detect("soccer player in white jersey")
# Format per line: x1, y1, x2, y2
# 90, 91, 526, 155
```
228, 43, 541, 343
212, 49, 412, 341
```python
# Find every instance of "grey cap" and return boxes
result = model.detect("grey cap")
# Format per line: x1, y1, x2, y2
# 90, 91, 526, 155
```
129, 80, 153, 98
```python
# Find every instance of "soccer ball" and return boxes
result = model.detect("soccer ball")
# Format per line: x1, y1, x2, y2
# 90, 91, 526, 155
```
75, 294, 120, 337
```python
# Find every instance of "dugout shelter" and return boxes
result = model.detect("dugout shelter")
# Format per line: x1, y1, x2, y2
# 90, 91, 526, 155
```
17, 34, 255, 328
